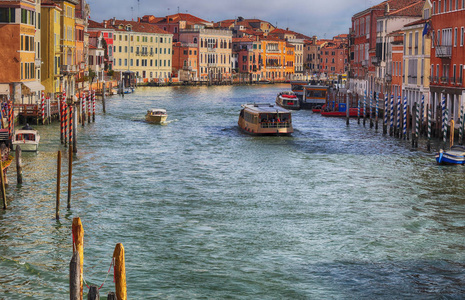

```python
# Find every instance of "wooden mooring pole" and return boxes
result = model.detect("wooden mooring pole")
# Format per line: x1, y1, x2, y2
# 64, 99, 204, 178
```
0, 160, 5, 210
56, 150, 61, 220
72, 217, 84, 300
87, 285, 100, 300
16, 145, 22, 184
70, 250, 81, 300
113, 243, 127, 300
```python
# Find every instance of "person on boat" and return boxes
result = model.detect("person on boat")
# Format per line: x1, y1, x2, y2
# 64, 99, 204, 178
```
22, 123, 33, 130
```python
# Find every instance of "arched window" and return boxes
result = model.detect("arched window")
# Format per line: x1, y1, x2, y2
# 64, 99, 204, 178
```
193, 37, 198, 44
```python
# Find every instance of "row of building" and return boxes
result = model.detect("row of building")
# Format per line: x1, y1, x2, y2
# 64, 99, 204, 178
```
348, 0, 465, 127
0, 0, 351, 105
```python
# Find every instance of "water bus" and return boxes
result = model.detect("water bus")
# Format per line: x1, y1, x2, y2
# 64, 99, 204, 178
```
302, 85, 329, 109
290, 81, 309, 100
276, 91, 300, 110
238, 103, 293, 135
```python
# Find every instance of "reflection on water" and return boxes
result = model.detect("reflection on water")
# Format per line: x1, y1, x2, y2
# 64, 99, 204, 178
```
1, 84, 465, 298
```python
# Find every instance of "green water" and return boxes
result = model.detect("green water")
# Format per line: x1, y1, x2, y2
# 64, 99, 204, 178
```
1, 84, 464, 299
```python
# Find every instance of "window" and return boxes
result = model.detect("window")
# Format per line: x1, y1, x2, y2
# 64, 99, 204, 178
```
461, 27, 464, 46
454, 27, 458, 46
0, 8, 15, 23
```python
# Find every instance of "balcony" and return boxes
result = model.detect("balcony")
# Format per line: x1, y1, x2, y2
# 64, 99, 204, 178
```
436, 45, 452, 58
61, 65, 76, 74
361, 60, 368, 67
440, 76, 449, 84
371, 57, 380, 65
35, 59, 41, 68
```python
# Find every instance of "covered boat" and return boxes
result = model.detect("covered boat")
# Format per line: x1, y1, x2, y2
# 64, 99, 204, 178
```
238, 103, 293, 135
276, 91, 300, 110
146, 109, 168, 124
436, 146, 465, 165
12, 124, 40, 152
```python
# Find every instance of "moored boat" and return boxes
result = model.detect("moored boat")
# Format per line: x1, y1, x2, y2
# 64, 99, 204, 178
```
238, 103, 293, 135
12, 125, 40, 152
321, 107, 365, 117
146, 109, 168, 124
276, 91, 300, 110
435, 146, 465, 165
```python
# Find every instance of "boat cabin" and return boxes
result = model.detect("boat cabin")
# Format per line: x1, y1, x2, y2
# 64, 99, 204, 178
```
302, 85, 329, 109
239, 103, 293, 135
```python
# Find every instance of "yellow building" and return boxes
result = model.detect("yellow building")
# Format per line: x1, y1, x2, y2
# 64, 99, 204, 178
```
53, 0, 78, 98
402, 0, 431, 108
41, 0, 62, 96
107, 19, 173, 83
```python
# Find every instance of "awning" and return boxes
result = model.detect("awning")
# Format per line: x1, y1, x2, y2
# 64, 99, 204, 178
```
0, 84, 9, 95
23, 81, 45, 92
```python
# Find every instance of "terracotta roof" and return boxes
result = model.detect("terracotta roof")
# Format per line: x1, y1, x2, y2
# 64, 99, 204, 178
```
403, 18, 427, 27
388, 0, 424, 17
157, 13, 211, 26
88, 19, 105, 29
270, 28, 295, 35
239, 29, 264, 36
105, 19, 171, 35
232, 37, 256, 43
41, 0, 62, 9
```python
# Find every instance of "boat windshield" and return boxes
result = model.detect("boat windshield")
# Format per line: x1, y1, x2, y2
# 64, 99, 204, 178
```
259, 113, 291, 128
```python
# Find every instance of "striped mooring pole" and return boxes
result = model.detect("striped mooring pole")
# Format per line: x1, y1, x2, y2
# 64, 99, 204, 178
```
427, 105, 432, 151
60, 94, 65, 144
442, 95, 446, 147
357, 94, 360, 124
444, 107, 449, 148
383, 95, 388, 134
403, 96, 407, 140
69, 105, 73, 146
41, 91, 45, 124
396, 96, 401, 138
81, 93, 86, 125
363, 90, 367, 126
420, 95, 425, 137
375, 92, 379, 130
92, 90, 96, 122
390, 94, 394, 136
369, 93, 373, 128
459, 106, 464, 145
88, 91, 91, 124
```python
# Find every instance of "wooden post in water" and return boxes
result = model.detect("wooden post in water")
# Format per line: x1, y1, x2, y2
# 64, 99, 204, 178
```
67, 145, 73, 209
87, 285, 100, 300
450, 119, 455, 149
407, 105, 410, 141
369, 93, 373, 128
72, 217, 84, 300
113, 243, 127, 300
0, 160, 5, 210
70, 250, 81, 300
107, 292, 116, 300
16, 145, 22, 184
56, 150, 61, 219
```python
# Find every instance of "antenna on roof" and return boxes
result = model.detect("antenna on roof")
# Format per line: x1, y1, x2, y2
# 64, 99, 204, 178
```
137, 0, 140, 19
177, 6, 179, 14
131, 7, 134, 21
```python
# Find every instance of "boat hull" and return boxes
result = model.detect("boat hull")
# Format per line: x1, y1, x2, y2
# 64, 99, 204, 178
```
321, 108, 365, 117
435, 147, 465, 164
146, 115, 168, 124
12, 141, 39, 152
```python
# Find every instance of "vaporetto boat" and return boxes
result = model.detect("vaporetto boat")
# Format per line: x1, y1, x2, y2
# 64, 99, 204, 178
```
238, 103, 293, 136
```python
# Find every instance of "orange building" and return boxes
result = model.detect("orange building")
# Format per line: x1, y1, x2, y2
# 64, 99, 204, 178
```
261, 37, 288, 81
0, 0, 44, 102
390, 31, 404, 98
172, 42, 199, 81
284, 43, 295, 79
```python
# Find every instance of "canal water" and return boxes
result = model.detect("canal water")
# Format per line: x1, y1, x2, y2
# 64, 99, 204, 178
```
1, 84, 465, 299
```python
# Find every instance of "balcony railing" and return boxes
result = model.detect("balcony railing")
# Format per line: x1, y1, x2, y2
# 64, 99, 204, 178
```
61, 65, 76, 73
436, 45, 452, 58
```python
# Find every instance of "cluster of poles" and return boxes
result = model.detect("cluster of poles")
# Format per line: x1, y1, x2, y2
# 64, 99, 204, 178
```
59, 90, 96, 153
347, 91, 462, 151
71, 217, 126, 300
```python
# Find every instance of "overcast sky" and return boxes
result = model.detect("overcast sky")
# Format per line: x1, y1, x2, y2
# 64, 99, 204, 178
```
86, 0, 375, 38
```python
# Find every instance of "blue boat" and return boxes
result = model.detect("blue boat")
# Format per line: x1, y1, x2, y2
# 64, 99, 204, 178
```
435, 145, 465, 165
